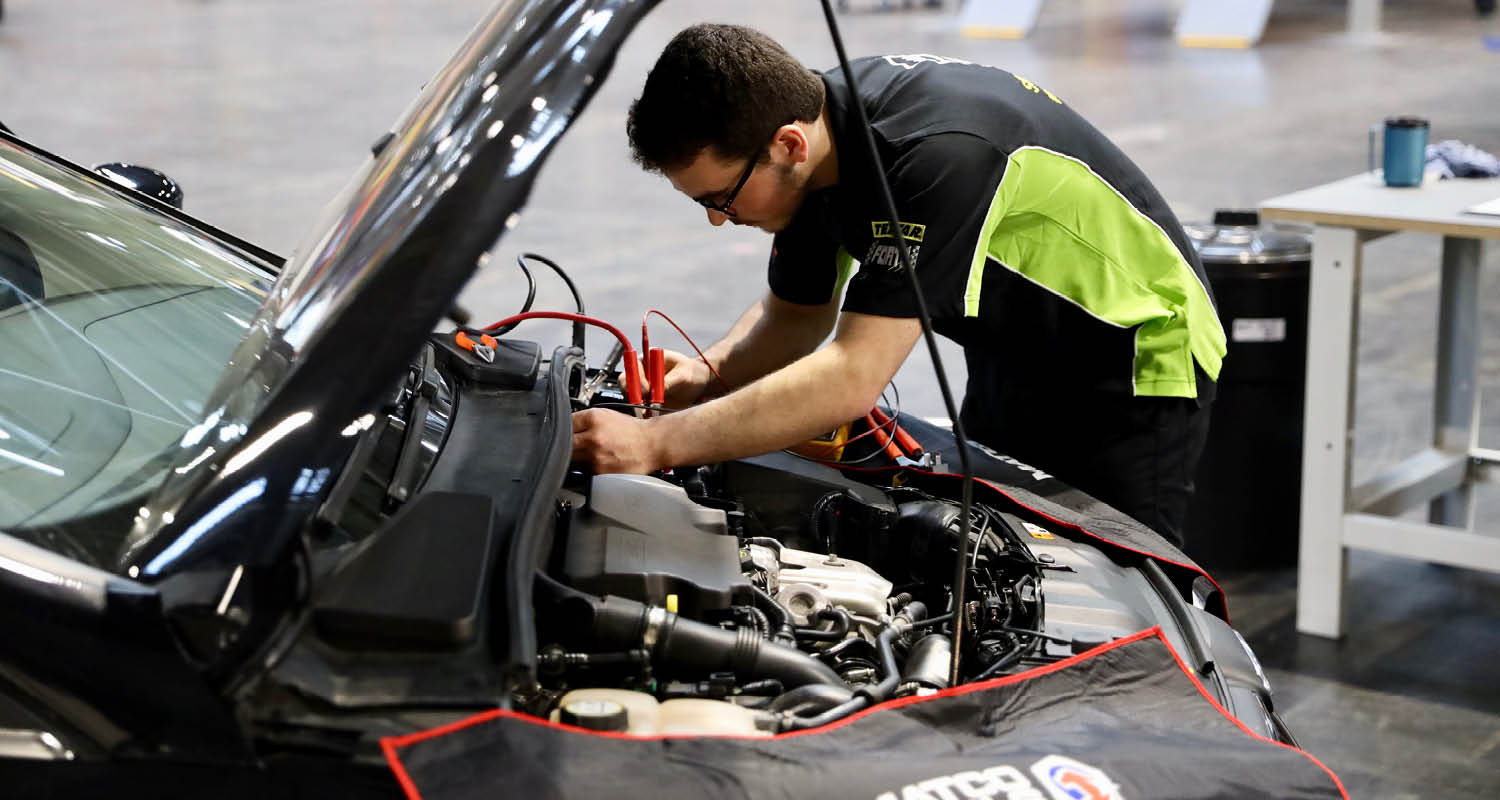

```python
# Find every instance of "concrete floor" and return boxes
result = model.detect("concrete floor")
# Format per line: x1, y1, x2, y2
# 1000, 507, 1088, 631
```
3, 0, 1499, 796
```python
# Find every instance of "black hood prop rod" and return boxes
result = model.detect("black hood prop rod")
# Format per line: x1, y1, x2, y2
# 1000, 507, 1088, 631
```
818, 0, 977, 687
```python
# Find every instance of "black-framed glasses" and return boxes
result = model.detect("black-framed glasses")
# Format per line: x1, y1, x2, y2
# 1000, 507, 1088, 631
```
697, 156, 757, 217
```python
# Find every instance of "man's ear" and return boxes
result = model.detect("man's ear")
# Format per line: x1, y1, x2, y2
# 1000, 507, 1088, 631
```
772, 123, 811, 165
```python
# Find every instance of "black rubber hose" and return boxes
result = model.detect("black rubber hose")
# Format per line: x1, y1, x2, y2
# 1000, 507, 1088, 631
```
739, 679, 785, 696
809, 491, 843, 555
863, 626, 902, 702
767, 684, 856, 716
784, 626, 901, 730
973, 646, 1025, 682
656, 613, 844, 690
586, 595, 843, 690
785, 694, 869, 731
751, 586, 796, 644
906, 613, 954, 630
897, 601, 929, 626
794, 607, 851, 642
746, 606, 773, 640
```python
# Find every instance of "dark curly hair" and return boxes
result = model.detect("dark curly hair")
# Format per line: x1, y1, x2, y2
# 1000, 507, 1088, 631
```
627, 24, 825, 172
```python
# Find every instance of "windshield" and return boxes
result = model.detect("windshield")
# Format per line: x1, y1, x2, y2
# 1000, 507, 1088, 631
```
0, 138, 273, 567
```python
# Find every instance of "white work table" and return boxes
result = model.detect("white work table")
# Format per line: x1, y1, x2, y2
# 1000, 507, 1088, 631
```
1260, 173, 1500, 639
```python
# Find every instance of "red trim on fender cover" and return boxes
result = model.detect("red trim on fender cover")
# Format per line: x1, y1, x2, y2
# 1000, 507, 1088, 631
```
380, 733, 431, 800
1154, 629, 1352, 800
380, 627, 1345, 799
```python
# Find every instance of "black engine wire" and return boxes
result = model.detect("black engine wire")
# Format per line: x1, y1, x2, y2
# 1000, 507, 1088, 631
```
464, 252, 582, 342
485, 255, 537, 336
518, 252, 586, 349
519, 252, 584, 314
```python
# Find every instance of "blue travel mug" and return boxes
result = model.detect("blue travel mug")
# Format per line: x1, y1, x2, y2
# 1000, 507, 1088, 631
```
1368, 116, 1429, 187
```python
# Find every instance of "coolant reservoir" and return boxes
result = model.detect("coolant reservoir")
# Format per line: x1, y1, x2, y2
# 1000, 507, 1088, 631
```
658, 699, 768, 737
550, 689, 771, 737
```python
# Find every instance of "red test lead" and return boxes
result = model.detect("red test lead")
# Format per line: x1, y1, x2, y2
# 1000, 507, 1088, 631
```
647, 347, 666, 414
483, 311, 643, 406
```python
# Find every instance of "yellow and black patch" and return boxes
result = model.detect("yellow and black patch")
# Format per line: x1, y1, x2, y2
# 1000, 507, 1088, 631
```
870, 220, 926, 242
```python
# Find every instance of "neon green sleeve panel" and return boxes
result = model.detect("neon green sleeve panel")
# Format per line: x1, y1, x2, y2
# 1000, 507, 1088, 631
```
963, 146, 1226, 398
834, 247, 858, 299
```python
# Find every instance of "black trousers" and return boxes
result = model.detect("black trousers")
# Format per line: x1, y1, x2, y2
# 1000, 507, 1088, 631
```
959, 360, 1212, 551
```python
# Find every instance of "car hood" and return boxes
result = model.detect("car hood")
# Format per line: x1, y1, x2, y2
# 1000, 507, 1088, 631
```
121, 0, 657, 581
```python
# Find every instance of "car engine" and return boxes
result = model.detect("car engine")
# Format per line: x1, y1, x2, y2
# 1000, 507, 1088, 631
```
527, 450, 1169, 736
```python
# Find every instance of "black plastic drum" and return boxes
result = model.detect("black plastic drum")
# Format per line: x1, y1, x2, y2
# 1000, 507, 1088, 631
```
1183, 210, 1312, 570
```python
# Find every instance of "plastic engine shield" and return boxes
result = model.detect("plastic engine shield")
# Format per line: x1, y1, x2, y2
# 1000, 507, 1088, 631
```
564, 474, 750, 618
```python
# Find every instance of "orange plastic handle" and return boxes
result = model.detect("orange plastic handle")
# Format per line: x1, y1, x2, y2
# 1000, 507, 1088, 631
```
869, 407, 922, 458
864, 413, 904, 461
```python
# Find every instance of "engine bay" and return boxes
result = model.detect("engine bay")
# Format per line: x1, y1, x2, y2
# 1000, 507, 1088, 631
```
522, 416, 1185, 736
272, 339, 1276, 747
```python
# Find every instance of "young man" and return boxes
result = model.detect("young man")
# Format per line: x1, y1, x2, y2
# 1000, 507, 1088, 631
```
571, 24, 1225, 548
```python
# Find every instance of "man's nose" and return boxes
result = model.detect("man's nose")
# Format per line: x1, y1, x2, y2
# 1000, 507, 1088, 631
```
706, 209, 730, 227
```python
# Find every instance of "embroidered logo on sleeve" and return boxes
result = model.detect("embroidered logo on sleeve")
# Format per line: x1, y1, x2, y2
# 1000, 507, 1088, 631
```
865, 221, 927, 272
871, 221, 927, 242
864, 242, 922, 272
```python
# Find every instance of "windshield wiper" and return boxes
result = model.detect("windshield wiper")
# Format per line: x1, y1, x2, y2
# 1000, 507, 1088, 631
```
315, 345, 441, 530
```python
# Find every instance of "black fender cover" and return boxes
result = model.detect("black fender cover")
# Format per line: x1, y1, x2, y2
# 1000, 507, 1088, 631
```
382, 628, 1345, 800
848, 414, 1231, 620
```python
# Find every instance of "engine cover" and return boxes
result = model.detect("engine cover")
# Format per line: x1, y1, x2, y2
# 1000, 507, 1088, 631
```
564, 474, 751, 618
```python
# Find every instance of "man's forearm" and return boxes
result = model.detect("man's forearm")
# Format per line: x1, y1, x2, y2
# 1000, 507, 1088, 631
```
703, 293, 837, 389
653, 347, 875, 466
650, 313, 921, 467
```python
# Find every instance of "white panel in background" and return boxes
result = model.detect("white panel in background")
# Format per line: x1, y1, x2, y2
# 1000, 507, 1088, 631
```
957, 0, 1046, 40
1176, 0, 1275, 48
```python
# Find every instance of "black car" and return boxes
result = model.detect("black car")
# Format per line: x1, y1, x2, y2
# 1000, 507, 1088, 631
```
0, 1, 1346, 797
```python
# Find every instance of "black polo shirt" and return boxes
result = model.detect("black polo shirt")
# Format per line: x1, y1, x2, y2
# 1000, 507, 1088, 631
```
768, 54, 1224, 402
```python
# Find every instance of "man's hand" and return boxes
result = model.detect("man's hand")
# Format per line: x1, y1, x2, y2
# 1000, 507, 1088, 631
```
571, 408, 667, 474
654, 349, 716, 408
576, 310, 919, 476
589, 312, 922, 471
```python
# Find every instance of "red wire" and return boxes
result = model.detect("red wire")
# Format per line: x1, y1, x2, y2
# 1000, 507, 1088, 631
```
642, 309, 732, 395
842, 410, 899, 448
484, 309, 898, 457
484, 311, 642, 405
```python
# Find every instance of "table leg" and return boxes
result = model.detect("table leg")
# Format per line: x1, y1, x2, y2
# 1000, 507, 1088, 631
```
1430, 236, 1482, 527
1297, 225, 1363, 639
